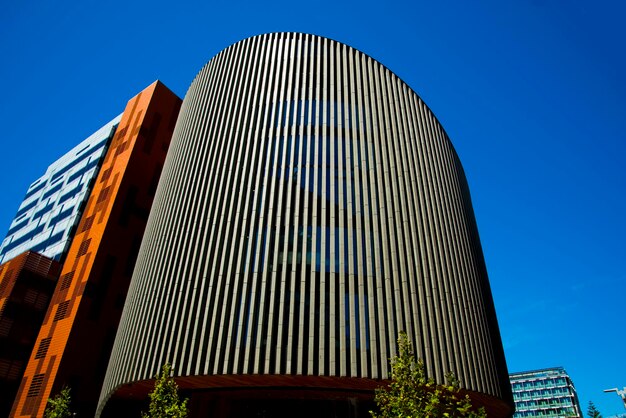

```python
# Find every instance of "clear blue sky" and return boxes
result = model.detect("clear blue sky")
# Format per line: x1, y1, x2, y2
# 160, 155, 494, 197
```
1, 0, 624, 415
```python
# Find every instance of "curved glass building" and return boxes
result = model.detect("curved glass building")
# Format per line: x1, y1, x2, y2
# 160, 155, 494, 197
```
98, 33, 513, 417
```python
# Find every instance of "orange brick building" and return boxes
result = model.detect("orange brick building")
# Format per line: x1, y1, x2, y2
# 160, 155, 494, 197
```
10, 81, 181, 417
0, 252, 61, 417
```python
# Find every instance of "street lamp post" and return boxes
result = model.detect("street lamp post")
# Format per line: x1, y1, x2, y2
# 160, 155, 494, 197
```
604, 387, 626, 410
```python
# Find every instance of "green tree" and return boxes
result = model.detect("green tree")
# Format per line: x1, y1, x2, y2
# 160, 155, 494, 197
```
587, 401, 602, 418
143, 363, 188, 418
371, 332, 486, 418
44, 387, 73, 418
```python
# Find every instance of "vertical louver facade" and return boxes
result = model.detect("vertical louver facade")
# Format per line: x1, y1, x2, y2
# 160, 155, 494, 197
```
99, 33, 512, 416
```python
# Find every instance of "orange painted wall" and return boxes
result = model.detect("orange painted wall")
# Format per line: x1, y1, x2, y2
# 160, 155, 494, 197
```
0, 252, 51, 317
10, 81, 181, 417
0, 252, 60, 417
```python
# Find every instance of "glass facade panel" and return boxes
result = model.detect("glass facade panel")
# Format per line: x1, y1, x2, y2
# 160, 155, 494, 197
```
510, 367, 582, 417
0, 115, 121, 263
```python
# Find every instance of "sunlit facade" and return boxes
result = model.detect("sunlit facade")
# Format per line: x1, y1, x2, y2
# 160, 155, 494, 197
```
9, 82, 181, 418
98, 33, 513, 418
0, 116, 121, 264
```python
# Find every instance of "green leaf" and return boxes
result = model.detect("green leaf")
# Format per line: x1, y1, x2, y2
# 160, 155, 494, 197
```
369, 332, 487, 418
44, 387, 73, 418
143, 363, 189, 418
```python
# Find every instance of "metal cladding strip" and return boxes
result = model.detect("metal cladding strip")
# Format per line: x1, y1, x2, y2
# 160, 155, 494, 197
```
429, 112, 468, 385
214, 37, 254, 374
98, 32, 512, 415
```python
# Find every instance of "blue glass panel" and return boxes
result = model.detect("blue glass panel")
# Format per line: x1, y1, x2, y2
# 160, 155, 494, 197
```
41, 183, 63, 200
23, 182, 46, 200
29, 231, 66, 258
58, 184, 83, 204
14, 200, 38, 218
5, 219, 29, 236
32, 202, 55, 220
48, 207, 74, 225
1, 224, 46, 253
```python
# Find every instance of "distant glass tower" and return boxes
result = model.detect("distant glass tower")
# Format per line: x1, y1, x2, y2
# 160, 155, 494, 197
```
0, 115, 121, 264
510, 367, 582, 417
